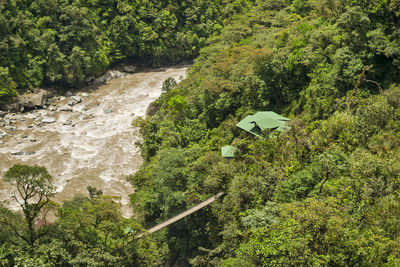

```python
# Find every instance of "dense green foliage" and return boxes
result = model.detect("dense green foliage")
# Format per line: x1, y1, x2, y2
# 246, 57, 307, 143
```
2, 0, 400, 265
0, 165, 169, 266
0, 0, 252, 101
0, 67, 17, 103
129, 0, 400, 265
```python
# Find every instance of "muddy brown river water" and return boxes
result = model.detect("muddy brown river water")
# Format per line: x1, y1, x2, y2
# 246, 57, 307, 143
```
0, 66, 188, 217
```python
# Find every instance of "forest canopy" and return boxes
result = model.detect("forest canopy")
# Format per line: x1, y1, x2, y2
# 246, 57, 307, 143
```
130, 0, 400, 265
0, 0, 252, 102
2, 0, 400, 266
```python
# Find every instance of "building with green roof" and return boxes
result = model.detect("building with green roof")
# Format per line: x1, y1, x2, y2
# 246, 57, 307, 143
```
221, 145, 238, 158
236, 111, 290, 138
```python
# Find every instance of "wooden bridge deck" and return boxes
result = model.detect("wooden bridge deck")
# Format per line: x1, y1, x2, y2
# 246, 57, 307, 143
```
140, 192, 224, 236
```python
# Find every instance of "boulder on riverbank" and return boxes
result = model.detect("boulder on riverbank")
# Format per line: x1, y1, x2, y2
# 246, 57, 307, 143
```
146, 101, 160, 116
93, 70, 127, 85
18, 89, 52, 109
68, 96, 82, 106
122, 65, 137, 73
1, 89, 53, 112
1, 102, 20, 112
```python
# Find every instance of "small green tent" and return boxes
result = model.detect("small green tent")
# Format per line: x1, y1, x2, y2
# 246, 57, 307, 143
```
236, 111, 290, 137
221, 145, 238, 158
124, 227, 134, 234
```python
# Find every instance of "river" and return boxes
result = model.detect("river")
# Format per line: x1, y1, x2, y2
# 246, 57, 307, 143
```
0, 66, 188, 217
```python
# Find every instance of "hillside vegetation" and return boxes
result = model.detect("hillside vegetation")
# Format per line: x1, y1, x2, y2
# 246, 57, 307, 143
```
1, 0, 400, 266
130, 0, 400, 265
0, 0, 251, 102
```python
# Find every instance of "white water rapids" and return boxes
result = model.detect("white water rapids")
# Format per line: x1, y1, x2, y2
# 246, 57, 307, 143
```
0, 66, 188, 217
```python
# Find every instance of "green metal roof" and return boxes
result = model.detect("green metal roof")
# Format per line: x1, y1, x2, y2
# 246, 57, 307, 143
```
221, 145, 238, 158
254, 111, 290, 121
252, 117, 282, 130
236, 111, 290, 137
236, 115, 258, 132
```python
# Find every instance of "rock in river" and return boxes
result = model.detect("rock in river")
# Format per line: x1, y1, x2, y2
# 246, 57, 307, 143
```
59, 106, 73, 112
11, 151, 36, 156
68, 96, 82, 106
42, 117, 57, 123
93, 70, 126, 84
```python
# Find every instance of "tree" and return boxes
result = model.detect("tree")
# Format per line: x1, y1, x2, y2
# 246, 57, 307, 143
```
2, 164, 55, 247
168, 94, 188, 122
161, 77, 177, 93
0, 67, 17, 103
87, 185, 103, 199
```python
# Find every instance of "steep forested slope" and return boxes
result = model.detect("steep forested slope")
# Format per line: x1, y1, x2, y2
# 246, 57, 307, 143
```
0, 0, 252, 102
130, 0, 400, 265
1, 0, 400, 265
